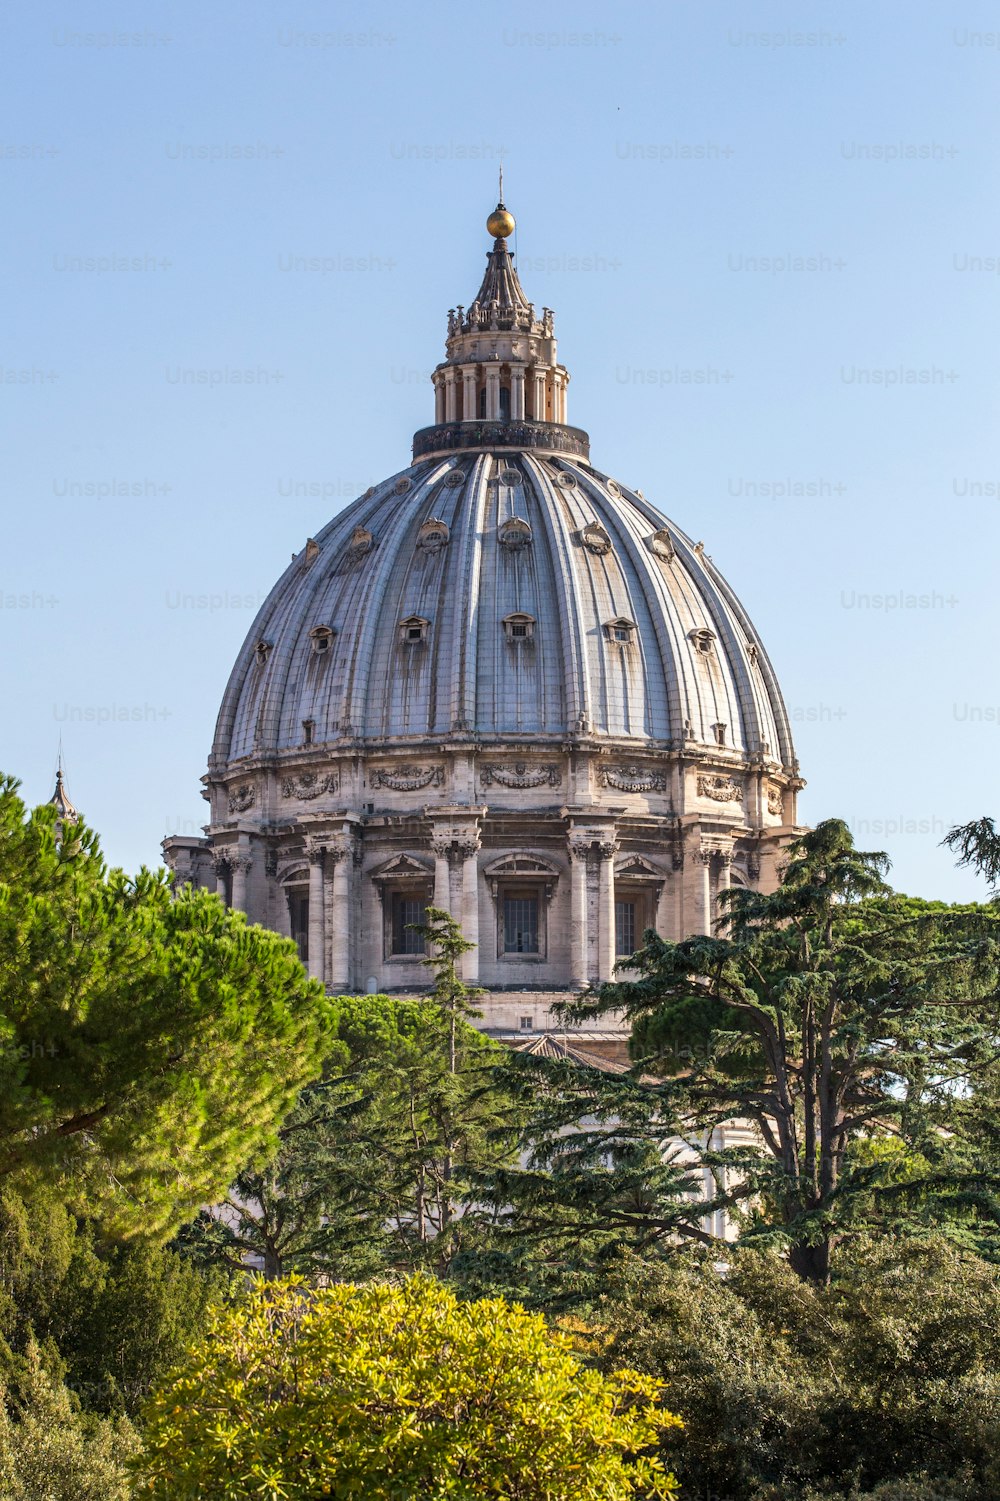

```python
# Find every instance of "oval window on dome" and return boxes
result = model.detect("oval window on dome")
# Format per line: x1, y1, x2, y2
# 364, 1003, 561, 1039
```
606, 480, 623, 499
556, 471, 577, 489
394, 476, 412, 495
499, 467, 522, 487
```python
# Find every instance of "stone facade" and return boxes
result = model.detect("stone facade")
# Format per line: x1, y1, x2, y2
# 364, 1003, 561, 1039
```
163, 199, 804, 1038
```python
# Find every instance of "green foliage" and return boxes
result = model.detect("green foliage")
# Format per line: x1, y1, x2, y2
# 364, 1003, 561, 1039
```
135, 1275, 680, 1499
0, 1187, 227, 1416
559, 819, 1000, 1280
596, 1235, 1000, 1500
0, 773, 335, 1237
177, 992, 522, 1280
0, 1341, 138, 1501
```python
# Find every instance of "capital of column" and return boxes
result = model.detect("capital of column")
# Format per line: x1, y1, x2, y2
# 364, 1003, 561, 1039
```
454, 836, 481, 860
212, 851, 233, 874
569, 836, 592, 861
306, 842, 326, 866
596, 838, 620, 862
231, 854, 253, 873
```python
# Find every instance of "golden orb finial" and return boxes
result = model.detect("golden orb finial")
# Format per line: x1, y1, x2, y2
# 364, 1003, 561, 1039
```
487, 203, 515, 240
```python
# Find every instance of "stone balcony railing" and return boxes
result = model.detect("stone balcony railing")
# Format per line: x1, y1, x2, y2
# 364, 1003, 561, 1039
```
412, 419, 591, 462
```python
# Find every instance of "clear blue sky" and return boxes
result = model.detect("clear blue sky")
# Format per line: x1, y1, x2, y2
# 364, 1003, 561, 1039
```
3, 0, 998, 901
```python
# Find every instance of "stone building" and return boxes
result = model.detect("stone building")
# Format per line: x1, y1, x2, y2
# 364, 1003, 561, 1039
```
163, 197, 803, 1040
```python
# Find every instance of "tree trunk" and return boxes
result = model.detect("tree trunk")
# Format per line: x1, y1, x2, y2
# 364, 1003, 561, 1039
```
788, 1237, 831, 1285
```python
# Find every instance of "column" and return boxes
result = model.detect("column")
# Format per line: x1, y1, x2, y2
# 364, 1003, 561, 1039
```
715, 851, 732, 933
511, 367, 525, 419
444, 368, 458, 422
532, 369, 547, 421
434, 377, 445, 424
569, 838, 590, 989
307, 844, 326, 985
485, 368, 500, 420
597, 839, 619, 983
212, 853, 230, 903
551, 371, 563, 425
458, 837, 481, 983
696, 848, 713, 935
328, 843, 351, 991
462, 366, 478, 420
230, 853, 252, 913
432, 837, 452, 914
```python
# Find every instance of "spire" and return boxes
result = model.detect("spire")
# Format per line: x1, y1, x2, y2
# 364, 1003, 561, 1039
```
49, 755, 79, 828
471, 195, 531, 328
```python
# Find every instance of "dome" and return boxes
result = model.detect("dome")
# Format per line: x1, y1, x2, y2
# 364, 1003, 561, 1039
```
213, 455, 794, 767
167, 199, 803, 1025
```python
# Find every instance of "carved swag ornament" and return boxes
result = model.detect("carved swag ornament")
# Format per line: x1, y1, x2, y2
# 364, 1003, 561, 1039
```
481, 762, 562, 790
369, 765, 445, 792
281, 772, 339, 801
697, 774, 744, 804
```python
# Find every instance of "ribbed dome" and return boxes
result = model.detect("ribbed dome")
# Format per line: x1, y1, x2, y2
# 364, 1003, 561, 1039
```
212, 453, 795, 772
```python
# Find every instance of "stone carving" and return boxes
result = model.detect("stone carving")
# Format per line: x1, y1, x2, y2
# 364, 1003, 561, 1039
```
481, 762, 562, 789
416, 518, 450, 554
498, 516, 532, 550
697, 774, 744, 804
347, 525, 374, 558
228, 784, 256, 814
281, 772, 339, 800
577, 522, 612, 556
599, 765, 666, 793
767, 785, 784, 816
647, 527, 675, 562
369, 765, 445, 792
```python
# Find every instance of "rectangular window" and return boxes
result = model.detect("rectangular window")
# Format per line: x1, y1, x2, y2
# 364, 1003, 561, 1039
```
288, 891, 309, 964
615, 899, 637, 958
391, 892, 427, 955
503, 894, 539, 954
520, 1014, 534, 1031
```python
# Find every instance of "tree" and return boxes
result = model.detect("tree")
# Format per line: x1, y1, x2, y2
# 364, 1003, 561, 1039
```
0, 1341, 138, 1501
597, 1236, 1000, 1500
0, 774, 335, 1237
177, 990, 522, 1281
553, 820, 1000, 1281
0, 1186, 228, 1417
135, 1275, 680, 1499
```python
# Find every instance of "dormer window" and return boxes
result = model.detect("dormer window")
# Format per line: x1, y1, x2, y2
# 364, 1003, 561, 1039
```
498, 517, 532, 550
604, 617, 637, 645
503, 612, 536, 642
713, 722, 727, 747
254, 639, 273, 667
690, 628, 716, 655
309, 625, 334, 655
399, 615, 430, 644
302, 719, 315, 745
